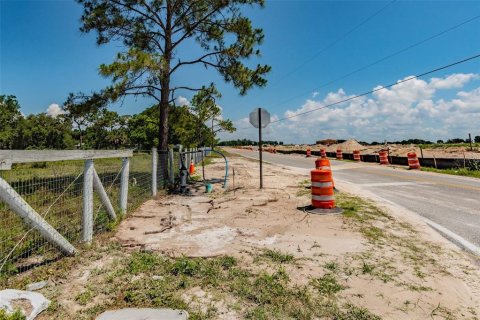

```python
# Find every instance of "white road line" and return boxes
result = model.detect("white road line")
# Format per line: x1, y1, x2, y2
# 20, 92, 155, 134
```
424, 219, 480, 256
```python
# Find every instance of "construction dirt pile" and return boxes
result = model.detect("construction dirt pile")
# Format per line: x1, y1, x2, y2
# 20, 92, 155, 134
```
326, 139, 365, 152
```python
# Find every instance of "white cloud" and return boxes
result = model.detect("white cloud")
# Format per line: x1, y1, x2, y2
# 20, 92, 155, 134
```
429, 73, 479, 90
312, 91, 319, 98
220, 73, 480, 143
176, 96, 190, 106
46, 104, 66, 118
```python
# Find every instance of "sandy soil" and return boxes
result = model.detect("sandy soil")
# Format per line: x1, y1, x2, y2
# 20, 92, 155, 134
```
115, 155, 480, 320
272, 139, 480, 159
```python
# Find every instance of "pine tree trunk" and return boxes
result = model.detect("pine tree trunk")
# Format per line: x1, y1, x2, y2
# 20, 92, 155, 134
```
158, 2, 173, 186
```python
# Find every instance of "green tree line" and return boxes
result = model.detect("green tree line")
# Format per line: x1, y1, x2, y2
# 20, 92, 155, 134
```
218, 139, 283, 146
0, 94, 234, 150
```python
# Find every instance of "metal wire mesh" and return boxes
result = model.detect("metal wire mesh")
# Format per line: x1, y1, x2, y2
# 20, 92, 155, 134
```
0, 161, 85, 274
0, 152, 169, 276
129, 151, 153, 212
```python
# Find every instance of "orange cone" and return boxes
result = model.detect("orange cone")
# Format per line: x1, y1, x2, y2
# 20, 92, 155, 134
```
189, 160, 195, 174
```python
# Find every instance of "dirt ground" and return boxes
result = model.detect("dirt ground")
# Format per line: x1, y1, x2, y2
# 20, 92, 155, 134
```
114, 155, 480, 319
274, 139, 480, 159
5, 153, 479, 319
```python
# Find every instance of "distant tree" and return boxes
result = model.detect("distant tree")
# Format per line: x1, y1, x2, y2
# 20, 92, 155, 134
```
475, 136, 480, 143
446, 138, 465, 144
63, 92, 106, 148
0, 95, 22, 149
77, 0, 271, 153
128, 104, 213, 149
191, 86, 235, 149
128, 106, 159, 150
436, 140, 444, 144
13, 113, 75, 149
86, 110, 129, 149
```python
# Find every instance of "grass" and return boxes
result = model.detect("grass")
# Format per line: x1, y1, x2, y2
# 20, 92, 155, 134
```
418, 142, 480, 150
1, 245, 382, 320
333, 191, 451, 292
421, 167, 480, 179
324, 261, 339, 272
310, 273, 345, 295
258, 249, 295, 264
0, 309, 25, 320
296, 179, 311, 197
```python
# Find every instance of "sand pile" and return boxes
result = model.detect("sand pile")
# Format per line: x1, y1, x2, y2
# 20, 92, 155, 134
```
326, 139, 364, 152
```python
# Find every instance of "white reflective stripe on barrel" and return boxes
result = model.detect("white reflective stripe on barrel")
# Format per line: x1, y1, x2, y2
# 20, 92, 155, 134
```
317, 166, 331, 170
312, 195, 335, 201
311, 181, 333, 188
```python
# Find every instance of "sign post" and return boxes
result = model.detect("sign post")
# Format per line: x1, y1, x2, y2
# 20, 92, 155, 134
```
258, 108, 263, 189
249, 108, 271, 189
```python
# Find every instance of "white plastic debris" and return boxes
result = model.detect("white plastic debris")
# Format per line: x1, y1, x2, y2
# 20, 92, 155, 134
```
96, 308, 189, 320
0, 289, 50, 320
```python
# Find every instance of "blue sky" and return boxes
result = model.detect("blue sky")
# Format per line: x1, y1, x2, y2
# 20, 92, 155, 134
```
1, 0, 480, 143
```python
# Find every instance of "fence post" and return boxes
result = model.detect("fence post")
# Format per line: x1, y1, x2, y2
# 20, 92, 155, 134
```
92, 168, 117, 221
178, 146, 183, 170
169, 148, 174, 185
82, 159, 94, 243
0, 177, 76, 256
120, 157, 130, 215
152, 148, 157, 196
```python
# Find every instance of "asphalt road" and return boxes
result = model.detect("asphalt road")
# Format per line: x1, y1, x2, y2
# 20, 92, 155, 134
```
228, 148, 480, 253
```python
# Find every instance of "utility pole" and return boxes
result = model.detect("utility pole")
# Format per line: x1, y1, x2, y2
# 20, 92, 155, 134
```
469, 133, 473, 151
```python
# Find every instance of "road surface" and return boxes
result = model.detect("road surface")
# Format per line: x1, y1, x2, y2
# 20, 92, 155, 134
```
227, 148, 480, 254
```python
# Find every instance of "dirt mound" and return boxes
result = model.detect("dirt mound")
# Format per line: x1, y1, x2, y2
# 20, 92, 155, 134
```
326, 139, 364, 152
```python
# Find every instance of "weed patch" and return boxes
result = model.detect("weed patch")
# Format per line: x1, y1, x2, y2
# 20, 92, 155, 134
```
258, 249, 295, 264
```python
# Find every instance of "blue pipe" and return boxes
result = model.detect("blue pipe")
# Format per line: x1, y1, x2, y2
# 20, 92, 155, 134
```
204, 148, 228, 189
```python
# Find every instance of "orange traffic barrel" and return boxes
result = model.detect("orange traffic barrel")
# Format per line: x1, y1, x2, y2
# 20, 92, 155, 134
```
408, 152, 421, 169
336, 149, 343, 160
311, 169, 335, 209
320, 149, 327, 158
353, 150, 361, 161
306, 148, 311, 157
315, 158, 331, 170
379, 150, 389, 165
315, 157, 335, 188
189, 160, 195, 174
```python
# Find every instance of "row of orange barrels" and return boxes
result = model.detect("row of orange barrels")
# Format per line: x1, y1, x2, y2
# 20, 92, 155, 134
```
306, 148, 421, 170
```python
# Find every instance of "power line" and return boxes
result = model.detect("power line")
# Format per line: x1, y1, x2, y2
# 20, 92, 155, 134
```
273, 0, 398, 84
270, 52, 480, 123
233, 52, 480, 130
267, 14, 480, 110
